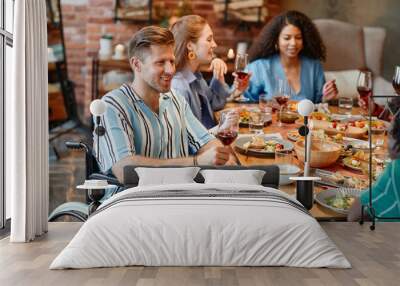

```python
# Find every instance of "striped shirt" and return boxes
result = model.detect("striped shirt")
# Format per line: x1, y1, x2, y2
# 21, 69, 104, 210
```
95, 84, 214, 174
360, 159, 400, 221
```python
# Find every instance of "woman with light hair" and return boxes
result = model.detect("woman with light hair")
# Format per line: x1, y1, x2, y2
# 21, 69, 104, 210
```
170, 15, 248, 129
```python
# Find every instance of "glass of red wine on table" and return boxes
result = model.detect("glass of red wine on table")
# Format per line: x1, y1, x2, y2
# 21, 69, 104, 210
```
234, 53, 249, 102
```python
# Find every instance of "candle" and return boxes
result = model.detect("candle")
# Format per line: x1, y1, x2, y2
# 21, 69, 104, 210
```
114, 44, 125, 59
227, 48, 235, 60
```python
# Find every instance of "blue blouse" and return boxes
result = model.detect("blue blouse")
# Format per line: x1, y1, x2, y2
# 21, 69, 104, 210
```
171, 70, 230, 129
244, 54, 326, 103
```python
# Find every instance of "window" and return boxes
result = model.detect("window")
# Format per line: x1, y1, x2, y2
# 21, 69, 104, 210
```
1, 0, 14, 231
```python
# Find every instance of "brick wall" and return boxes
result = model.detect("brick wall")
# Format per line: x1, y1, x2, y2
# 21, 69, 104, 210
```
61, 0, 282, 122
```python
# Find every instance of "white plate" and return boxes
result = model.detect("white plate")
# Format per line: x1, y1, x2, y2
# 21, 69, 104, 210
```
343, 137, 376, 151
234, 135, 293, 157
234, 97, 251, 103
315, 187, 361, 214
278, 164, 301, 185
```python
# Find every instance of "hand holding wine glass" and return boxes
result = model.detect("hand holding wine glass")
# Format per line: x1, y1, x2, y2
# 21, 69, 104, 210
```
217, 110, 239, 146
216, 110, 241, 164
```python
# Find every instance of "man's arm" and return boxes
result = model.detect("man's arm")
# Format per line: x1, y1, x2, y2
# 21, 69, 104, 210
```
111, 139, 232, 183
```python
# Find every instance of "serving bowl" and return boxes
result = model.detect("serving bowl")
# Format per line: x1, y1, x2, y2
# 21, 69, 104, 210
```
294, 139, 342, 168
278, 110, 299, 124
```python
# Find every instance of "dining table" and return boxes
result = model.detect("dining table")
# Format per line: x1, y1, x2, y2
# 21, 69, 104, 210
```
216, 101, 389, 221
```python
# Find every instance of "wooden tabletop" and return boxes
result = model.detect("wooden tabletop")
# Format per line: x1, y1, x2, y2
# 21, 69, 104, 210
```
218, 102, 383, 221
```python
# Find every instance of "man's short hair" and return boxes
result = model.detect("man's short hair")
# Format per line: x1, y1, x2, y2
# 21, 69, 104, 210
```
128, 26, 175, 61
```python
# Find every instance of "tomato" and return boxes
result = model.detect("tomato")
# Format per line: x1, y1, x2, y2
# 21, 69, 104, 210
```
331, 121, 337, 128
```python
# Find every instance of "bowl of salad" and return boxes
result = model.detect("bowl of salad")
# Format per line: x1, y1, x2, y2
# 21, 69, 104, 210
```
315, 187, 361, 214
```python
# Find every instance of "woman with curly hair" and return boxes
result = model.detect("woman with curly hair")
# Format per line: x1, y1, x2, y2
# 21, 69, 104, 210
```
243, 10, 337, 103
348, 97, 400, 222
170, 15, 248, 129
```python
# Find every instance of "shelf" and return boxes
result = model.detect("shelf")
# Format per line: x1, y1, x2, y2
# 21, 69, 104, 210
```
97, 58, 131, 72
48, 61, 66, 71
48, 91, 68, 122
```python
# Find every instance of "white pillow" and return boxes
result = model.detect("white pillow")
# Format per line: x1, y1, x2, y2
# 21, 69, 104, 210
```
200, 169, 266, 185
135, 167, 200, 186
324, 70, 359, 99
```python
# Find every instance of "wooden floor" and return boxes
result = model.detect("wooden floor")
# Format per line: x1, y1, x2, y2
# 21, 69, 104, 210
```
1, 223, 399, 286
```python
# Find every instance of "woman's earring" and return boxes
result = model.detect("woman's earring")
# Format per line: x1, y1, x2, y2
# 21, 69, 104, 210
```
188, 51, 196, 60
275, 44, 279, 51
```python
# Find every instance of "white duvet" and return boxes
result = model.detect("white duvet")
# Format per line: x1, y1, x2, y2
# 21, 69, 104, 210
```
50, 183, 351, 269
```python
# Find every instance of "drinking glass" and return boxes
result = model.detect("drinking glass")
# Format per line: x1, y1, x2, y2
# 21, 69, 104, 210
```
234, 53, 249, 101
248, 110, 264, 134
216, 110, 239, 146
259, 93, 272, 124
357, 71, 373, 114
275, 149, 293, 166
393, 65, 400, 95
259, 93, 269, 113
338, 97, 353, 115
372, 129, 385, 149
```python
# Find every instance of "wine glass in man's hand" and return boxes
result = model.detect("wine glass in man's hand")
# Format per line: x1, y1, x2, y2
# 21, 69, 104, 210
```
217, 110, 239, 146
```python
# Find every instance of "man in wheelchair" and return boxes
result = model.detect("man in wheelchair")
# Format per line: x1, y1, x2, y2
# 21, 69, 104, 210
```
49, 26, 235, 222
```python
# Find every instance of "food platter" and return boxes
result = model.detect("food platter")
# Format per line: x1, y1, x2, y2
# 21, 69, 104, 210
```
239, 108, 272, 127
315, 187, 361, 214
287, 129, 301, 141
234, 135, 293, 157
312, 169, 368, 189
342, 137, 376, 151
342, 156, 366, 172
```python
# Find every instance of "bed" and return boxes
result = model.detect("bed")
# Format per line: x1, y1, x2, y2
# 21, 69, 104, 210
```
50, 166, 350, 269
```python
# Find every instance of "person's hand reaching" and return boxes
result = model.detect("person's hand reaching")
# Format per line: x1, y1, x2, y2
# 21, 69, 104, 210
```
209, 58, 227, 83
322, 79, 338, 101
232, 72, 251, 97
197, 146, 231, 165
358, 96, 376, 114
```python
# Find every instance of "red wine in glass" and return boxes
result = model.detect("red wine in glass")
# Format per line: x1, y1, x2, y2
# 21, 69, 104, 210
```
357, 87, 372, 109
393, 66, 400, 95
217, 130, 238, 146
393, 80, 400, 95
357, 71, 373, 111
236, 71, 249, 80
275, 95, 290, 106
